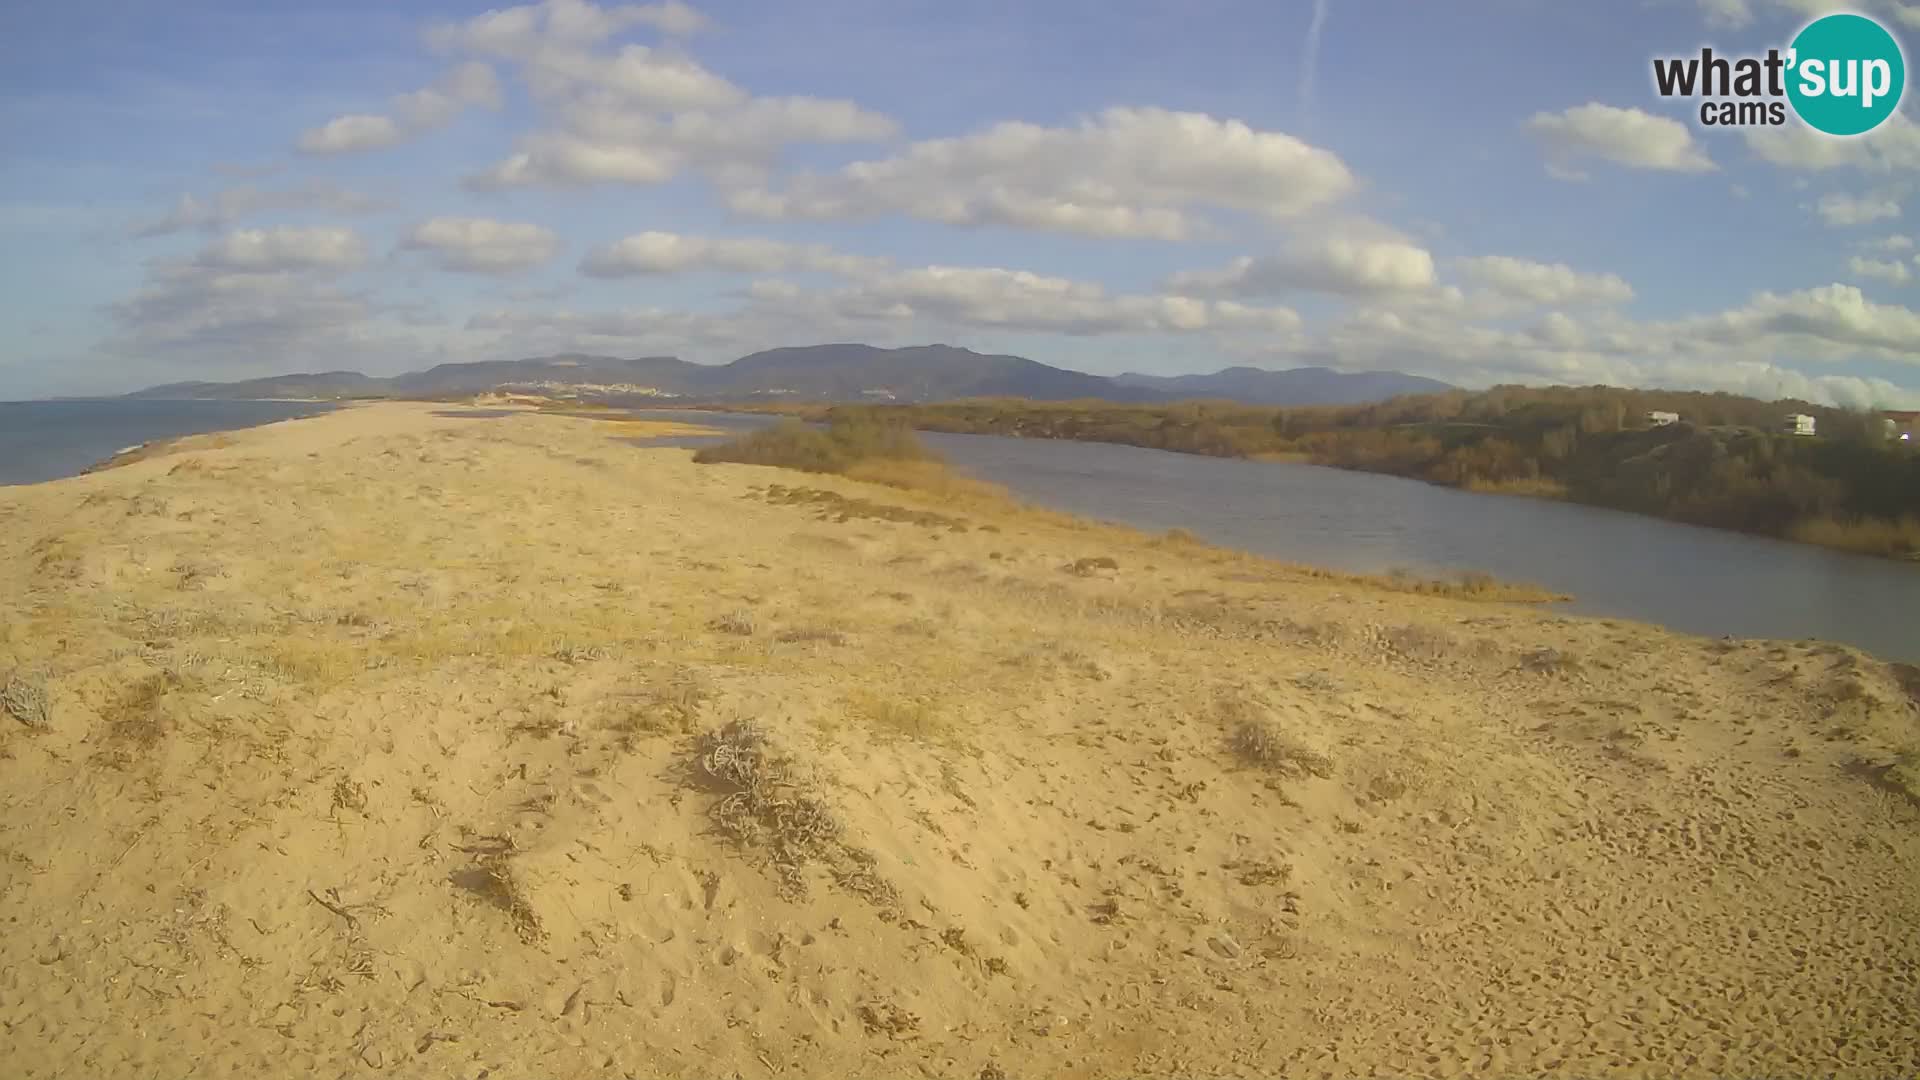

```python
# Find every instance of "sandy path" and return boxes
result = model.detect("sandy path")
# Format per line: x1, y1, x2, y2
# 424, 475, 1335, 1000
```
1, 402, 1916, 1078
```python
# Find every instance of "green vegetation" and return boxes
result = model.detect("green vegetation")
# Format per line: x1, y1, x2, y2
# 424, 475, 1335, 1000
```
692, 416, 932, 474
812, 387, 1920, 561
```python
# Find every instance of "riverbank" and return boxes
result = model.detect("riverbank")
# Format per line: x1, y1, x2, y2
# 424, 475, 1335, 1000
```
3, 402, 1916, 1078
776, 399, 1920, 564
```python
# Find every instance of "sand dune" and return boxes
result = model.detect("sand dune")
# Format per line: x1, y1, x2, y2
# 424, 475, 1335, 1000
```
1, 402, 1916, 1078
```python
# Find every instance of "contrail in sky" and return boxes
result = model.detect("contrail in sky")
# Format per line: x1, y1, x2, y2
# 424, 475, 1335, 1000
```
1300, 0, 1330, 119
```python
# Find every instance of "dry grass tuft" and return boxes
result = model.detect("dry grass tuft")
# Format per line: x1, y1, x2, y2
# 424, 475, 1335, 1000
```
847, 689, 947, 740
1230, 719, 1335, 778
92, 671, 182, 767
2, 673, 50, 730
709, 609, 757, 636
609, 666, 716, 745
1520, 647, 1581, 675
843, 458, 1009, 504
692, 721, 850, 898
753, 485, 969, 531
774, 626, 849, 646
1788, 514, 1920, 560
857, 1000, 922, 1037
468, 853, 545, 944
1220, 696, 1334, 779
1845, 751, 1920, 809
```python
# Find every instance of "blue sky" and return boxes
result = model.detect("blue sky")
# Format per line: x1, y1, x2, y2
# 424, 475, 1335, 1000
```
4, 0, 1920, 405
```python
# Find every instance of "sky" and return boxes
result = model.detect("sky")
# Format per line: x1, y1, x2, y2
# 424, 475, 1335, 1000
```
5, 0, 1920, 405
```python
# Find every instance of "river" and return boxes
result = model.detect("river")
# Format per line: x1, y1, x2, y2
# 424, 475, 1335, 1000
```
644, 411, 1920, 661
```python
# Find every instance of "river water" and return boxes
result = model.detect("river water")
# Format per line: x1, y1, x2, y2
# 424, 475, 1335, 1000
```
646, 411, 1920, 661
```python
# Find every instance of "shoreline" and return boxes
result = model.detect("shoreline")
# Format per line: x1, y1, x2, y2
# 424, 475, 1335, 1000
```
756, 403, 1920, 566
3, 402, 1916, 1077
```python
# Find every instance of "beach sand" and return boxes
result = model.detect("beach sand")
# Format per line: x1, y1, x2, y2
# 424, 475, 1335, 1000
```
2, 401, 1916, 1078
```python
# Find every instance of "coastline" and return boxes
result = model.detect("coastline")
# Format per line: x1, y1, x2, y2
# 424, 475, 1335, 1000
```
2, 402, 1915, 1077
0, 398, 342, 488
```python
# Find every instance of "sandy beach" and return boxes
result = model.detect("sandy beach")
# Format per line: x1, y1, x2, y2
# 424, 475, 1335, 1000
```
1, 401, 1916, 1078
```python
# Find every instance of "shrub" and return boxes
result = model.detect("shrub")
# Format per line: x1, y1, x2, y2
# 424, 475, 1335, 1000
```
693, 417, 933, 475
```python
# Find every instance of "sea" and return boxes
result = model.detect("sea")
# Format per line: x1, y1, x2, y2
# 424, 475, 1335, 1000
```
0, 399, 338, 487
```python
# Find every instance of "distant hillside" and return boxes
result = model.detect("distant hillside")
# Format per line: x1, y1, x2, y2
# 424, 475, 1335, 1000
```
129, 371, 389, 401
126, 345, 1436, 407
1113, 366, 1453, 405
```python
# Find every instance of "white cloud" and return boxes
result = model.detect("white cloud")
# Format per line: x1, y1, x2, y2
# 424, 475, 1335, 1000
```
194, 227, 367, 272
394, 61, 504, 128
298, 115, 404, 155
1862, 234, 1915, 252
578, 231, 888, 277
437, 3, 893, 190
1699, 0, 1920, 31
726, 107, 1356, 239
468, 95, 895, 189
1165, 237, 1437, 297
1456, 255, 1635, 307
1815, 191, 1902, 226
1745, 114, 1920, 172
839, 266, 1301, 336
1528, 104, 1715, 174
298, 61, 502, 154
133, 182, 386, 237
1849, 256, 1913, 284
427, 0, 705, 55
1685, 283, 1920, 358
111, 226, 435, 373
401, 217, 560, 273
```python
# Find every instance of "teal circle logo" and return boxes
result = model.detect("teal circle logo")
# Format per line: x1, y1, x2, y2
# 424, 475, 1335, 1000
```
1787, 14, 1905, 136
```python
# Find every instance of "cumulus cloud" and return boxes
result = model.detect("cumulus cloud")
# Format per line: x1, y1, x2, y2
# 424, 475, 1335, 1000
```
1745, 114, 1920, 172
1528, 104, 1715, 174
1815, 191, 1902, 226
1862, 234, 1916, 252
298, 115, 404, 155
579, 230, 883, 277
1456, 255, 1635, 307
111, 224, 432, 373
1165, 237, 1437, 298
1848, 256, 1913, 284
194, 227, 367, 272
427, 0, 706, 54
423, 0, 893, 190
113, 268, 379, 361
833, 266, 1295, 336
726, 107, 1356, 240
1699, 0, 1920, 31
401, 217, 560, 273
469, 96, 895, 189
1684, 284, 1920, 358
132, 183, 386, 237
298, 61, 502, 154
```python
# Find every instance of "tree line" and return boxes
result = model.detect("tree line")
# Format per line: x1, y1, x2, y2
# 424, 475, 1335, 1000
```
810, 385, 1920, 560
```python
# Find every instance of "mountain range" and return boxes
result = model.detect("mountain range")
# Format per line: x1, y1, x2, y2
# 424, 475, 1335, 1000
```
128, 344, 1452, 407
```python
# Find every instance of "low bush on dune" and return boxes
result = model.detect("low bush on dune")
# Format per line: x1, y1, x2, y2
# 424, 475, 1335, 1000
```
693, 418, 932, 474
695, 417, 1009, 502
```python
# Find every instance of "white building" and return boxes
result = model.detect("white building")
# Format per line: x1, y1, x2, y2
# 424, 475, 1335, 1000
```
1646, 410, 1680, 426
1785, 413, 1817, 437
